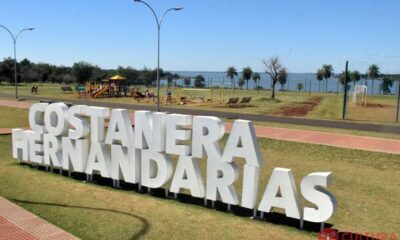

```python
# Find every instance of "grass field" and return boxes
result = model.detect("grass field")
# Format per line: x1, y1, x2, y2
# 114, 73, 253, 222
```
1, 83, 399, 124
0, 102, 399, 239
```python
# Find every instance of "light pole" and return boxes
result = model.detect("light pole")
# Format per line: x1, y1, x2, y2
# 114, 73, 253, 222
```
0, 25, 35, 99
133, 0, 183, 112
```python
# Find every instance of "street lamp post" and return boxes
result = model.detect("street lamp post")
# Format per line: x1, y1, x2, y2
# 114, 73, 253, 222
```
133, 0, 183, 112
0, 25, 35, 99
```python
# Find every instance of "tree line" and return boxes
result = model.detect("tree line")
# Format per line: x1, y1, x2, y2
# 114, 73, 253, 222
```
0, 57, 180, 87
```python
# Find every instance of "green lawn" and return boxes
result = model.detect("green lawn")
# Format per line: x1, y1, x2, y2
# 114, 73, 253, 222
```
0, 106, 29, 128
1, 83, 398, 124
0, 132, 399, 239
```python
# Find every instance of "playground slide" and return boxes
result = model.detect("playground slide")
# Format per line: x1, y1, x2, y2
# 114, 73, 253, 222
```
91, 86, 109, 98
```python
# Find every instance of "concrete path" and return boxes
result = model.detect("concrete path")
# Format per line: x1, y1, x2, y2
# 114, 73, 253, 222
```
0, 196, 78, 240
1, 99, 399, 155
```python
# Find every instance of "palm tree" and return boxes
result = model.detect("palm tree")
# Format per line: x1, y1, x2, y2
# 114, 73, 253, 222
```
278, 68, 288, 92
226, 66, 238, 92
252, 72, 261, 93
316, 68, 324, 92
350, 70, 361, 86
380, 76, 393, 95
242, 66, 253, 90
368, 64, 380, 95
322, 64, 333, 92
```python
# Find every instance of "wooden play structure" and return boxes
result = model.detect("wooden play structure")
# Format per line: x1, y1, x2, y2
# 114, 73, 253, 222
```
88, 75, 128, 98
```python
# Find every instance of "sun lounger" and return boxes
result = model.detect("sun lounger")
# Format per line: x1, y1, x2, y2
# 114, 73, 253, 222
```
226, 97, 239, 107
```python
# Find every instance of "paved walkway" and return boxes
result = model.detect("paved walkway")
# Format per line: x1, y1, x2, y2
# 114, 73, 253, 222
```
1, 99, 399, 155
0, 196, 78, 240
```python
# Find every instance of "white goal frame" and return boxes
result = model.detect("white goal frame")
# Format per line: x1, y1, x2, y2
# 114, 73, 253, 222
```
351, 85, 368, 106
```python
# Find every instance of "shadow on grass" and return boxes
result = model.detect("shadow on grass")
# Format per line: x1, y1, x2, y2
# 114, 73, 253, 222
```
19, 164, 379, 239
9, 198, 150, 240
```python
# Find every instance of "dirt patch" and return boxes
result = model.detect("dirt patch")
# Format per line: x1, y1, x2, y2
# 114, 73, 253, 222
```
365, 103, 385, 108
279, 96, 322, 117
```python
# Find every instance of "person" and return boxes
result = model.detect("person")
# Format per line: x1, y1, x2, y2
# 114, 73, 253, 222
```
145, 89, 150, 98
31, 86, 35, 94
166, 89, 172, 104
34, 86, 38, 94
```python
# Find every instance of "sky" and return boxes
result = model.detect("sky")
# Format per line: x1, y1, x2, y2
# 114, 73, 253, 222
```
0, 0, 399, 73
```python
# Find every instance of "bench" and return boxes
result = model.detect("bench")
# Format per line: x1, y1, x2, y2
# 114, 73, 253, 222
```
61, 86, 73, 93
239, 97, 252, 106
226, 97, 239, 107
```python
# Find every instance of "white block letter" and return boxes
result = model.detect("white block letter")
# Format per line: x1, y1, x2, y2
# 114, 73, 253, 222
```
86, 142, 111, 178
170, 155, 205, 198
206, 159, 239, 205
105, 109, 134, 147
29, 103, 48, 134
301, 172, 337, 223
68, 105, 89, 139
221, 120, 263, 167
192, 116, 224, 159
85, 106, 110, 142
111, 145, 140, 184
258, 168, 302, 219
141, 149, 173, 189
166, 114, 192, 156
134, 111, 166, 152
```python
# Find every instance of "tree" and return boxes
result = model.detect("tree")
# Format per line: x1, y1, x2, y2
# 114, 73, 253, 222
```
0, 58, 15, 84
380, 76, 393, 95
297, 83, 303, 92
316, 68, 324, 92
368, 64, 380, 95
322, 64, 333, 92
184, 77, 191, 88
263, 57, 283, 99
252, 72, 261, 93
241, 66, 253, 90
194, 75, 205, 88
226, 66, 238, 91
350, 70, 361, 86
72, 61, 96, 84
278, 67, 288, 92
238, 78, 245, 89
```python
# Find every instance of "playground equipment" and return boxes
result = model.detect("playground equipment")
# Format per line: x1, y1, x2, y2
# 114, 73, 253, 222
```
177, 88, 213, 103
89, 75, 128, 98
212, 82, 233, 103
351, 85, 368, 106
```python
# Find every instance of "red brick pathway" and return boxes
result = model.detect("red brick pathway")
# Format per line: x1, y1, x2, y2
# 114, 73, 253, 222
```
1, 99, 399, 155
0, 196, 78, 240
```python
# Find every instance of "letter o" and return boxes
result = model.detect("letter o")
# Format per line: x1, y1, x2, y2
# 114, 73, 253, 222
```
44, 103, 69, 136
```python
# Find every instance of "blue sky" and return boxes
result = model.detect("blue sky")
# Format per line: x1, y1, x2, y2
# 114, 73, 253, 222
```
0, 0, 399, 73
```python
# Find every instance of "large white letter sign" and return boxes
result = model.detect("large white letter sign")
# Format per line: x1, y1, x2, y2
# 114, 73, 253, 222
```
43, 134, 62, 168
134, 111, 166, 152
166, 114, 192, 156
301, 172, 337, 223
44, 103, 69, 136
11, 102, 339, 226
192, 116, 225, 159
105, 109, 134, 148
206, 159, 239, 205
85, 106, 110, 142
111, 145, 140, 184
258, 168, 302, 219
62, 137, 89, 173
12, 129, 30, 161
67, 105, 89, 140
29, 103, 48, 134
221, 120, 263, 167
170, 155, 205, 198
141, 150, 173, 189
86, 142, 111, 178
